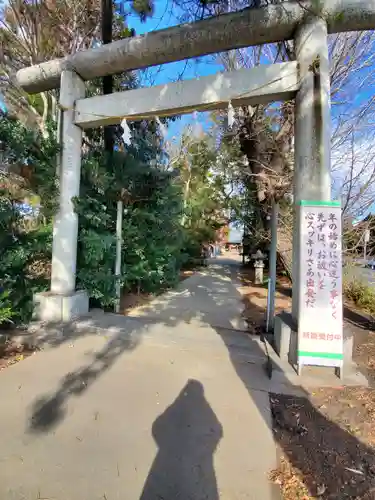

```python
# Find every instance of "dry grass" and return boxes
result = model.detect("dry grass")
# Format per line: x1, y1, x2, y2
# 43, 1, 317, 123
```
261, 288, 375, 499
270, 389, 375, 499
344, 278, 375, 317
269, 456, 310, 500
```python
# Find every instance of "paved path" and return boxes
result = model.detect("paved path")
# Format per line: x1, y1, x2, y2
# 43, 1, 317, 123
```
0, 256, 286, 500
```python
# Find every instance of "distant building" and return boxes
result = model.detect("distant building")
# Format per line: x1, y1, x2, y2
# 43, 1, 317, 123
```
216, 223, 229, 246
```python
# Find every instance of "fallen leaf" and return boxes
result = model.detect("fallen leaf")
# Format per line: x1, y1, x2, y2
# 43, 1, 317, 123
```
317, 484, 326, 496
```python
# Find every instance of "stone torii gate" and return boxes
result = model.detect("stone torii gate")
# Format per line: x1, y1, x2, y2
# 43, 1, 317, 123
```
18, 2, 374, 353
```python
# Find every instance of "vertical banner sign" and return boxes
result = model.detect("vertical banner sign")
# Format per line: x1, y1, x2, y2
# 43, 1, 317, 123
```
298, 201, 343, 369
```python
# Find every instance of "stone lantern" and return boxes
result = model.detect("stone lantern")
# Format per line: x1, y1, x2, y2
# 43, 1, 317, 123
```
251, 250, 266, 285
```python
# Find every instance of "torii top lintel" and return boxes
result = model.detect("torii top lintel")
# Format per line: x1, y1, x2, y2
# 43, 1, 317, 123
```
16, 0, 375, 94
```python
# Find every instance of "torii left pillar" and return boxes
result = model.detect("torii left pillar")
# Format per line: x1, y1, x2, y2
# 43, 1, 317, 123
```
34, 70, 89, 322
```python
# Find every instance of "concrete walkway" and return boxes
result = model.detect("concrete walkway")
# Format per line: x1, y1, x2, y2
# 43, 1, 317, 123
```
0, 256, 287, 500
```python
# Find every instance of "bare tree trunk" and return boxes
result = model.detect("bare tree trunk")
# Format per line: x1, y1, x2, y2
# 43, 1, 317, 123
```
277, 227, 293, 278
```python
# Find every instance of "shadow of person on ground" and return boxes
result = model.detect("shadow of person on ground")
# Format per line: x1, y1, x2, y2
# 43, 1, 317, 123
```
140, 379, 223, 500
29, 257, 373, 498
27, 258, 275, 436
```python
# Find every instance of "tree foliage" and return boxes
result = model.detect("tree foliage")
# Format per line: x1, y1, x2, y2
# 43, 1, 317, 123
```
171, 128, 229, 258
0, 0, 151, 129
166, 0, 375, 266
0, 111, 59, 324
75, 141, 185, 307
0, 110, 228, 324
0, 0, 185, 324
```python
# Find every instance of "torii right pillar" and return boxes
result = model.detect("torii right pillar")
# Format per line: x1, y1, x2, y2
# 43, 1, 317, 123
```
292, 16, 344, 375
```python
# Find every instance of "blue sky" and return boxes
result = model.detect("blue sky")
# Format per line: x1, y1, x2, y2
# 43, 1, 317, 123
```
0, 0, 220, 139
125, 1, 223, 83
122, 0, 224, 140
121, 1, 374, 222
124, 1, 245, 238
228, 225, 243, 243
0, 94, 6, 113
124, 2, 375, 149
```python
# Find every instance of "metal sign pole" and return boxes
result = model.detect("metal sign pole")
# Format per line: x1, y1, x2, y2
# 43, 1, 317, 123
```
266, 278, 272, 333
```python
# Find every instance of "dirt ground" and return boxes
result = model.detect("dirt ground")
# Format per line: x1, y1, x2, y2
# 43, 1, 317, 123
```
270, 389, 375, 500
0, 337, 37, 370
238, 267, 291, 334
239, 268, 375, 499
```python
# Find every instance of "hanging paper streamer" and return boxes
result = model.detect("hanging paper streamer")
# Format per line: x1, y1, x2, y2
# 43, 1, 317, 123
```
155, 116, 167, 141
227, 101, 235, 129
121, 118, 132, 145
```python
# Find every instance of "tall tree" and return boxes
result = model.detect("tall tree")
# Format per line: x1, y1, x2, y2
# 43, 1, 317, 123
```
171, 0, 375, 267
170, 128, 229, 257
0, 0, 155, 129
0, 0, 102, 129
